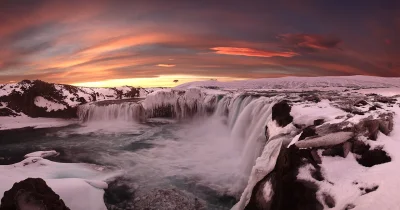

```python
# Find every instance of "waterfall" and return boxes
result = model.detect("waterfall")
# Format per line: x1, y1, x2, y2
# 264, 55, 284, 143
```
142, 88, 220, 119
77, 102, 146, 123
75, 89, 289, 206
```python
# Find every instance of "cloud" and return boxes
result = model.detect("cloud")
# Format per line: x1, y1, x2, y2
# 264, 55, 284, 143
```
279, 34, 342, 52
157, 64, 176, 67
210, 47, 298, 58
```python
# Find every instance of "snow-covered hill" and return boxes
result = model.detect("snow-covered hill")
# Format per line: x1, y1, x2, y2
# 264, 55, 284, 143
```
177, 75, 400, 90
0, 80, 162, 118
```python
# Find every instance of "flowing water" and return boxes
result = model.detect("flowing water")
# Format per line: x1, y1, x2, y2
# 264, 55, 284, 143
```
0, 95, 280, 209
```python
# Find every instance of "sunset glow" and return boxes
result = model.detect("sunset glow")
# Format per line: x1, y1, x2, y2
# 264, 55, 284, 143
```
0, 0, 398, 87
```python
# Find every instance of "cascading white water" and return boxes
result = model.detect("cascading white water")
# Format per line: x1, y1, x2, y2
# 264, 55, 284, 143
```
143, 88, 220, 119
77, 103, 146, 123
76, 90, 285, 202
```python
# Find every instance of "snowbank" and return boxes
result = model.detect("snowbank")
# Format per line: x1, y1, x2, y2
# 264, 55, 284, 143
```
0, 116, 78, 131
0, 157, 118, 210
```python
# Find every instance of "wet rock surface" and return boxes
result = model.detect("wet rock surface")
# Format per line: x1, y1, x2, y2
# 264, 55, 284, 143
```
0, 178, 69, 210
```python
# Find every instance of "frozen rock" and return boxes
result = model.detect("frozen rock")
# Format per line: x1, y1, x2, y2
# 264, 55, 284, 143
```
24, 150, 59, 158
295, 132, 353, 148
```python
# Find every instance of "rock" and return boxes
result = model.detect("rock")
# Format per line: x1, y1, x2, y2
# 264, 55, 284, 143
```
310, 150, 321, 164
272, 100, 293, 127
363, 185, 379, 195
245, 146, 323, 210
313, 119, 324, 126
376, 97, 396, 104
352, 140, 370, 155
322, 144, 344, 157
0, 108, 19, 117
310, 167, 324, 181
356, 148, 391, 167
132, 188, 206, 210
295, 132, 353, 148
342, 142, 352, 158
299, 126, 317, 141
322, 193, 335, 208
363, 120, 380, 140
0, 178, 70, 210
378, 113, 394, 135
344, 203, 356, 210
354, 100, 368, 107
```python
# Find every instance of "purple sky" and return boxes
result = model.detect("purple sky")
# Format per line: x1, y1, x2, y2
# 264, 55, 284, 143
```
0, 0, 399, 86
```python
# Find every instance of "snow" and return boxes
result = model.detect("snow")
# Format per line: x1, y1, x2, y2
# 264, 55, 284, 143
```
353, 87, 400, 97
34, 96, 67, 111
294, 103, 400, 210
0, 157, 119, 210
0, 116, 78, 131
177, 75, 400, 90
24, 150, 59, 158
291, 100, 347, 126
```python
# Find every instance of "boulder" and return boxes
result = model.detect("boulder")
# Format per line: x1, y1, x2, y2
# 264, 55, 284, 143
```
272, 100, 293, 127
0, 178, 69, 210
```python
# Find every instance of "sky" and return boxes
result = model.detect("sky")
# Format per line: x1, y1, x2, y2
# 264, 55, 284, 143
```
0, 0, 399, 87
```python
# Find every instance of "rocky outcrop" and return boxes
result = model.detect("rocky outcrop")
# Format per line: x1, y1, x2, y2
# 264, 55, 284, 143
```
245, 146, 323, 210
0, 178, 69, 210
0, 80, 141, 118
272, 100, 293, 127
0, 80, 78, 118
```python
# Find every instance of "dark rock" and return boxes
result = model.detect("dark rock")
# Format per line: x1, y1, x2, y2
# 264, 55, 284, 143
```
310, 150, 321, 164
310, 167, 324, 181
0, 80, 77, 118
272, 100, 293, 127
356, 149, 391, 167
0, 108, 19, 117
132, 188, 206, 210
352, 141, 370, 155
0, 178, 69, 210
322, 144, 344, 157
299, 126, 317, 141
378, 113, 394, 135
363, 120, 380, 140
322, 193, 335, 208
368, 105, 378, 111
363, 185, 379, 195
313, 119, 324, 126
344, 203, 356, 210
304, 95, 321, 103
376, 97, 396, 104
246, 146, 323, 210
354, 100, 368, 107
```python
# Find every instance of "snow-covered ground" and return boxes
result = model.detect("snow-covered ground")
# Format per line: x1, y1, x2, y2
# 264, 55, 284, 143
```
177, 75, 400, 90
0, 154, 120, 210
0, 116, 78, 131
1, 76, 400, 209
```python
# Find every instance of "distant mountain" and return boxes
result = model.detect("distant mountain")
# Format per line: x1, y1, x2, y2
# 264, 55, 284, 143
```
177, 75, 400, 90
0, 80, 160, 118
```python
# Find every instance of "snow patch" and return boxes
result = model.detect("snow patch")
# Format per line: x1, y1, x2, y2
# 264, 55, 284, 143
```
34, 96, 67, 111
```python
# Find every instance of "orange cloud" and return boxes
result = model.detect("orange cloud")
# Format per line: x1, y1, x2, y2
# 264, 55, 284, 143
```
157, 64, 176, 67
211, 47, 298, 58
